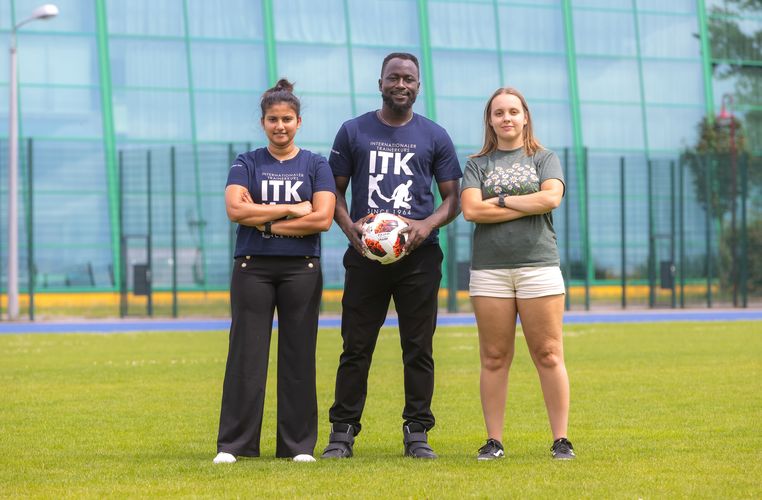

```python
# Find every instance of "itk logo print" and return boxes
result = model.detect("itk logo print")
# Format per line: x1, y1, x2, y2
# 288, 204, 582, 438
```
367, 148, 415, 209
260, 180, 303, 202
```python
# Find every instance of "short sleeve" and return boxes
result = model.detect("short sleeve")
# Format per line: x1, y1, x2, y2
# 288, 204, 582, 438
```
432, 128, 463, 183
329, 124, 353, 177
312, 154, 337, 194
536, 150, 565, 196
226, 154, 249, 188
460, 158, 484, 193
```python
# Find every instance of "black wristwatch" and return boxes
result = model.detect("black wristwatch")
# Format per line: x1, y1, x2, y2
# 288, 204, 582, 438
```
263, 221, 273, 238
498, 193, 506, 208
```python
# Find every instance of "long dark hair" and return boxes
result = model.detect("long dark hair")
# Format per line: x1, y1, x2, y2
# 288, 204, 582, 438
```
471, 87, 542, 158
260, 78, 300, 117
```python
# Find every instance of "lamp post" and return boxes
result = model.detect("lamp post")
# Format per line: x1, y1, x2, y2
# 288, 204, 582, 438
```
717, 93, 737, 306
6, 4, 59, 320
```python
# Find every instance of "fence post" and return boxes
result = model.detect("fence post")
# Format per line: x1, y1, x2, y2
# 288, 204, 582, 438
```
227, 143, 235, 270
620, 156, 626, 309
705, 156, 713, 308
119, 150, 127, 318
729, 150, 740, 307
0, 139, 3, 321
679, 156, 685, 308
740, 153, 748, 308
447, 221, 458, 313
670, 160, 676, 309
147, 150, 153, 317
27, 138, 34, 320
171, 146, 178, 318
26, 139, 34, 321
583, 147, 590, 311
0, 140, 3, 320
563, 148, 570, 311
647, 159, 655, 308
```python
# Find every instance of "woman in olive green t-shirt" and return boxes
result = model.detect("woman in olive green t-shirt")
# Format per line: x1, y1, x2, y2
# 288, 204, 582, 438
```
460, 87, 574, 461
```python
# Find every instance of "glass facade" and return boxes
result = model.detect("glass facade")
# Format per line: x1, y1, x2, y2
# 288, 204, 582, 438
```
0, 0, 760, 308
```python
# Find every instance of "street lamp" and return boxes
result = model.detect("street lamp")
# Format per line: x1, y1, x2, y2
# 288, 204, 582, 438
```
7, 4, 59, 320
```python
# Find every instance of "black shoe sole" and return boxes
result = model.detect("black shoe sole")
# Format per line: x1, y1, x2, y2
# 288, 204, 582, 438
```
404, 451, 438, 459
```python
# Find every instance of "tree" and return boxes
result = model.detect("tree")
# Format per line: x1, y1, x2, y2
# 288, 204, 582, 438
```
681, 1, 762, 304
707, 0, 762, 155
682, 116, 747, 217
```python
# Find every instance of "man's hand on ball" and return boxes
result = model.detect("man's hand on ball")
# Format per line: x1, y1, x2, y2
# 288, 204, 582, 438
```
343, 218, 366, 255
399, 218, 433, 253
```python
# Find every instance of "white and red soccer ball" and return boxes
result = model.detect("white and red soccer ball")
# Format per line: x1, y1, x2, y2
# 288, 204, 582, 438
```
361, 213, 408, 265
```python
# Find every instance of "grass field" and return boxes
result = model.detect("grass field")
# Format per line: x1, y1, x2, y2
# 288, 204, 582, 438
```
1, 321, 761, 498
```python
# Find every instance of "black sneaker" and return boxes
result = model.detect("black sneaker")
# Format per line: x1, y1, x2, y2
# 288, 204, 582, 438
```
551, 438, 575, 460
320, 424, 355, 459
403, 423, 437, 459
477, 438, 505, 460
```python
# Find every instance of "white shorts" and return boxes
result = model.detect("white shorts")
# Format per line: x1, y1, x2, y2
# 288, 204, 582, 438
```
469, 266, 566, 299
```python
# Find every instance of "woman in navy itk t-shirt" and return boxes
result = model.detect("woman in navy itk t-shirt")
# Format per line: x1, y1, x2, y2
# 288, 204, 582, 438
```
213, 79, 336, 464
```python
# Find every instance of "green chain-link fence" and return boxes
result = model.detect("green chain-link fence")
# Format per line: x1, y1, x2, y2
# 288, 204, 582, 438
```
0, 140, 759, 318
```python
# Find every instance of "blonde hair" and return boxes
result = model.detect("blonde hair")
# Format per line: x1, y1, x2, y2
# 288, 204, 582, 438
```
471, 87, 542, 158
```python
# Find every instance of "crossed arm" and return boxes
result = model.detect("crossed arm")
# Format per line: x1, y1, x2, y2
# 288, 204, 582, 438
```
461, 178, 564, 224
225, 184, 336, 237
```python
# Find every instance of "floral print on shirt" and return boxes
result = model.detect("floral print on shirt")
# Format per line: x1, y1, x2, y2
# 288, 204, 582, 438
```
483, 162, 540, 198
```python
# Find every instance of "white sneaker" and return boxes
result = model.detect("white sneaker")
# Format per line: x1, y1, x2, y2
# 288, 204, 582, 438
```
213, 452, 237, 464
293, 454, 316, 462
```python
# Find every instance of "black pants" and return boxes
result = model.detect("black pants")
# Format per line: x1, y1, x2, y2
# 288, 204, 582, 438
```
328, 244, 443, 433
217, 255, 322, 458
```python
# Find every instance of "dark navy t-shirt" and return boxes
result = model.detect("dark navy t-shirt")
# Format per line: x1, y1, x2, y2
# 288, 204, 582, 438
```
226, 148, 335, 258
329, 112, 462, 245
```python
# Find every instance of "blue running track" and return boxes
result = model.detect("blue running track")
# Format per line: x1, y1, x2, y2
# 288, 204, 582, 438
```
1, 309, 761, 335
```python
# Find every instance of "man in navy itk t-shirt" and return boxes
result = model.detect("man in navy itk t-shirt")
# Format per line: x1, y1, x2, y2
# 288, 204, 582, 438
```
321, 52, 462, 460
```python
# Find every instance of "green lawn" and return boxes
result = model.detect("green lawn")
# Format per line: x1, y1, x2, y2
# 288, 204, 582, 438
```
1, 321, 760, 498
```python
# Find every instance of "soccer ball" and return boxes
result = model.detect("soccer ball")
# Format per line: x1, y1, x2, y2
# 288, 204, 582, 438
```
361, 213, 408, 265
